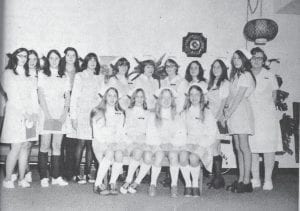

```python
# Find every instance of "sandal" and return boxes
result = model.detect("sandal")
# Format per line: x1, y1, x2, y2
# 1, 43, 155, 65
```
128, 182, 138, 194
120, 182, 130, 194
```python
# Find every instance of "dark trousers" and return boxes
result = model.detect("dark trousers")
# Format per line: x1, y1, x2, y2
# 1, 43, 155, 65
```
60, 136, 77, 180
74, 139, 97, 176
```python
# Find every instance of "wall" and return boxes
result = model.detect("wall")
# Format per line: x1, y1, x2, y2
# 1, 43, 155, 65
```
1, 0, 299, 167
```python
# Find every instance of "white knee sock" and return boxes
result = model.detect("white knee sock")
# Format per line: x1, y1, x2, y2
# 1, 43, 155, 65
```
109, 162, 123, 184
251, 154, 260, 181
95, 158, 111, 186
125, 159, 140, 183
150, 165, 161, 186
170, 165, 179, 187
180, 165, 191, 187
135, 163, 151, 184
190, 165, 200, 188
264, 153, 275, 182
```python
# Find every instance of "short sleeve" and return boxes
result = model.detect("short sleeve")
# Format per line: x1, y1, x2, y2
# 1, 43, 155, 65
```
219, 80, 230, 99
237, 72, 253, 88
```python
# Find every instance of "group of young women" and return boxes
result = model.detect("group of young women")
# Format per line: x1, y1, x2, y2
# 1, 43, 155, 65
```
0, 46, 282, 197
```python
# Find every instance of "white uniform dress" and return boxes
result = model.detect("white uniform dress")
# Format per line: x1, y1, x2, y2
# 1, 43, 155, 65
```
124, 107, 150, 154
183, 106, 218, 172
160, 75, 186, 112
1, 67, 39, 143
69, 70, 102, 140
131, 75, 159, 110
92, 106, 126, 152
207, 80, 230, 140
146, 109, 186, 152
37, 69, 70, 134
227, 72, 255, 135
249, 68, 282, 153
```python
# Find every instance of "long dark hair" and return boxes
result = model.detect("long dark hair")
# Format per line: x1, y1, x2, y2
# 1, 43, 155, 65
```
208, 59, 228, 90
59, 47, 81, 73
230, 50, 255, 84
42, 49, 63, 77
28, 49, 40, 77
183, 85, 206, 122
80, 53, 101, 75
5, 48, 29, 76
185, 61, 206, 83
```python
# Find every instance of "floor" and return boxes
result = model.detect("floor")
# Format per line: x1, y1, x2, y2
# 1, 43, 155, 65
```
0, 167, 298, 211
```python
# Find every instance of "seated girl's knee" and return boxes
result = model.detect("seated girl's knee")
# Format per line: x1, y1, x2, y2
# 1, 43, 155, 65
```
189, 154, 200, 167
143, 151, 153, 164
105, 150, 114, 161
114, 150, 123, 162
133, 149, 143, 160
179, 151, 189, 166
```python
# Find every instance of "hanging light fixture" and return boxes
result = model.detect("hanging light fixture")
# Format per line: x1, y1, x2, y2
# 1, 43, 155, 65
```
243, 0, 279, 45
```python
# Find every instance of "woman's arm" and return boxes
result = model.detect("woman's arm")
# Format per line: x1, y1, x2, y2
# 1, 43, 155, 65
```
37, 88, 52, 119
224, 87, 247, 120
69, 74, 81, 129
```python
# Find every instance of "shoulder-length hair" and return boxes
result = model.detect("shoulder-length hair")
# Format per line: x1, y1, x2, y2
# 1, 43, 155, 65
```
183, 85, 206, 122
128, 88, 147, 110
163, 58, 179, 75
28, 49, 40, 77
42, 49, 63, 77
207, 59, 228, 90
185, 61, 206, 83
5, 48, 29, 76
114, 57, 130, 78
59, 47, 81, 73
80, 53, 101, 75
91, 87, 125, 126
154, 88, 177, 127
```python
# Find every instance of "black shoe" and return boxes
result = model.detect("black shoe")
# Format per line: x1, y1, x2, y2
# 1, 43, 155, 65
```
226, 181, 238, 192
236, 182, 244, 193
243, 182, 253, 193
207, 176, 216, 189
184, 187, 193, 197
213, 175, 225, 189
192, 187, 200, 197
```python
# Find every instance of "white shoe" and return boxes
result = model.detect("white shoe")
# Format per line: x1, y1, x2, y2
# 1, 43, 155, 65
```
18, 179, 31, 188
25, 172, 32, 183
3, 180, 15, 189
41, 178, 49, 188
251, 178, 261, 188
11, 173, 18, 182
52, 176, 68, 186
263, 181, 273, 190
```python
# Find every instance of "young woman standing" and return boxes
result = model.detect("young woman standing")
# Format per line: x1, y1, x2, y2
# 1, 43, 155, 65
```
1, 48, 39, 188
37, 49, 70, 187
69, 53, 102, 184
222, 50, 256, 193
206, 59, 230, 189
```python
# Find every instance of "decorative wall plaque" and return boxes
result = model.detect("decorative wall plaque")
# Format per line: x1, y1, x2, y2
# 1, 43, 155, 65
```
182, 32, 207, 57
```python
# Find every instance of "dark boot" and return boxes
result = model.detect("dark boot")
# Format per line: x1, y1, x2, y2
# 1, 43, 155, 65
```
38, 152, 48, 179
212, 155, 225, 189
207, 156, 217, 188
51, 155, 61, 179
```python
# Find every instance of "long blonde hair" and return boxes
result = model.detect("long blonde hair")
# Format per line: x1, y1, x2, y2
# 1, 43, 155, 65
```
154, 88, 177, 127
90, 87, 125, 126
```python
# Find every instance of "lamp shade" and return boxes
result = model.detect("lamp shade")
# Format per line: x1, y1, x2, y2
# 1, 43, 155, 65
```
243, 18, 278, 45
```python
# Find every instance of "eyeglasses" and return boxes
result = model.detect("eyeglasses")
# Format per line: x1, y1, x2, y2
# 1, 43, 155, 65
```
251, 56, 264, 61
